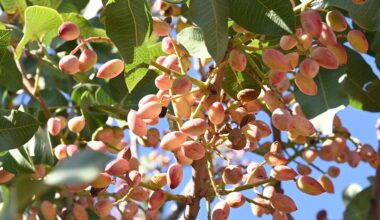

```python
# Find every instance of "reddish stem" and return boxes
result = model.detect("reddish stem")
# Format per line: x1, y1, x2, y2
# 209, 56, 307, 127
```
70, 37, 113, 55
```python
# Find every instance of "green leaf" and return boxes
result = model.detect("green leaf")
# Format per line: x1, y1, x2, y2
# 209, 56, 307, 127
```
0, 146, 35, 174
11, 176, 51, 213
0, 0, 27, 15
371, 32, 380, 52
164, 0, 187, 4
294, 67, 349, 119
87, 208, 101, 220
125, 66, 149, 92
340, 48, 380, 111
44, 151, 112, 185
80, 92, 108, 132
28, 0, 61, 9
57, 2, 78, 13
367, 176, 375, 185
229, 0, 295, 35
15, 6, 63, 59
71, 83, 100, 104
344, 186, 371, 220
148, 42, 166, 60
310, 105, 345, 135
325, 0, 380, 31
28, 88, 68, 110
109, 74, 129, 103
40, 59, 72, 93
0, 30, 22, 92
177, 27, 211, 59
61, 13, 106, 38
124, 44, 151, 92
95, 87, 116, 106
0, 186, 16, 220
58, 0, 89, 13
189, 0, 229, 63
343, 79, 380, 112
25, 127, 55, 166
124, 70, 159, 109
0, 110, 40, 151
343, 183, 363, 207
89, 105, 129, 121
103, 0, 152, 63
6, 24, 24, 44
222, 66, 261, 100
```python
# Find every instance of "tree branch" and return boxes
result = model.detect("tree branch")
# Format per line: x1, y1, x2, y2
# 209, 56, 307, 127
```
369, 118, 380, 220
184, 157, 208, 220
271, 125, 284, 194
139, 181, 190, 203
12, 48, 52, 119
167, 202, 186, 220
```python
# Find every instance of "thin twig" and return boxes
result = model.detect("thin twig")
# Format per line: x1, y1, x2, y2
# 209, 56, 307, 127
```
219, 178, 276, 195
150, 61, 206, 90
245, 197, 275, 211
206, 153, 222, 200
70, 37, 112, 55
139, 181, 190, 203
168, 34, 187, 76
113, 187, 136, 205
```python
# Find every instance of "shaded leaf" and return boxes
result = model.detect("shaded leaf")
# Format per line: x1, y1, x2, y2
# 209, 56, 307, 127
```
80, 92, 108, 132
71, 83, 99, 104
164, 0, 187, 4
340, 48, 380, 111
124, 70, 159, 109
44, 150, 112, 185
103, 0, 152, 63
229, 0, 295, 35
294, 67, 349, 119
87, 208, 101, 220
0, 110, 39, 151
342, 79, 380, 112
344, 186, 371, 220
371, 32, 380, 53
0, 146, 35, 174
89, 105, 129, 121
25, 127, 55, 166
0, 30, 22, 92
189, 0, 229, 63
325, 0, 380, 31
109, 74, 129, 103
95, 87, 116, 106
58, 0, 89, 13
342, 183, 363, 206
28, 88, 68, 110
222, 66, 261, 100
12, 176, 51, 213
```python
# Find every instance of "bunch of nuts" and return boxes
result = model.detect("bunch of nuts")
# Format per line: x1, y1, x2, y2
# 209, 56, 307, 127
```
2, 1, 374, 220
